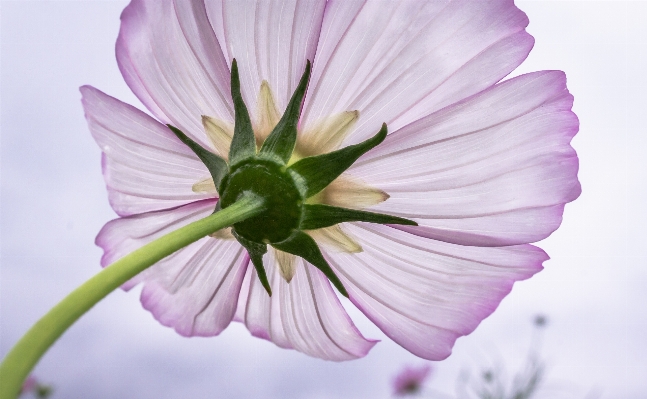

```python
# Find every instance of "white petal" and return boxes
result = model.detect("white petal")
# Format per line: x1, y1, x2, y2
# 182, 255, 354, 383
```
140, 239, 248, 337
117, 0, 233, 138
325, 223, 546, 360
350, 71, 580, 246
302, 0, 533, 145
96, 199, 218, 289
81, 86, 212, 216
206, 0, 326, 116
97, 199, 246, 336
238, 252, 376, 361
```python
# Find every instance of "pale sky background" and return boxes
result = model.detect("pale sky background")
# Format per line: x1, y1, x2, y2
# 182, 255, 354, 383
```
1, 1, 646, 398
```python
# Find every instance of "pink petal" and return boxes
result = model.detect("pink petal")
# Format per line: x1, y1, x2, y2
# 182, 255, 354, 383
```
396, 205, 569, 247
81, 85, 212, 216
96, 199, 217, 289
205, 0, 326, 113
238, 252, 376, 361
117, 0, 233, 139
350, 71, 580, 246
302, 0, 532, 145
325, 224, 546, 360
140, 239, 248, 337
98, 198, 247, 336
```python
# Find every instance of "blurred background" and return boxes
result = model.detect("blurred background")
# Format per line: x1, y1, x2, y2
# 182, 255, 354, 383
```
1, 1, 645, 398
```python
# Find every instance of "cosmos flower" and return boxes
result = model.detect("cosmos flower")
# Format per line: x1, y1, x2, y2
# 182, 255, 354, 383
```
82, 0, 580, 361
392, 364, 433, 397
20, 376, 37, 395
19, 376, 52, 398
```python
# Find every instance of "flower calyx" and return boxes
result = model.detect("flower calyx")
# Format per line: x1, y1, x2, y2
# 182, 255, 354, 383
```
168, 59, 416, 298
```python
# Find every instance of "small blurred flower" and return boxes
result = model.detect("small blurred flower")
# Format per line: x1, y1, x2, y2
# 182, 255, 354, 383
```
20, 376, 37, 395
482, 370, 494, 383
456, 316, 552, 399
533, 315, 548, 328
393, 364, 433, 397
19, 376, 53, 398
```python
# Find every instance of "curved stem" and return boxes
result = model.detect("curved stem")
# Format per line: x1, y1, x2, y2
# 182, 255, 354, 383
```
0, 195, 265, 399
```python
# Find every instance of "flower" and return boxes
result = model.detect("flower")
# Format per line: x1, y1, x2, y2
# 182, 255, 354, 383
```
82, 0, 580, 361
19, 376, 53, 398
533, 314, 548, 328
20, 376, 37, 395
392, 364, 433, 397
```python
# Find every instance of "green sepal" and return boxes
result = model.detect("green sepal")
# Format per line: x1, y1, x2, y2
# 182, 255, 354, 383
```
233, 230, 272, 296
228, 59, 256, 166
300, 204, 417, 230
167, 125, 228, 189
272, 231, 348, 297
288, 123, 388, 198
259, 60, 311, 164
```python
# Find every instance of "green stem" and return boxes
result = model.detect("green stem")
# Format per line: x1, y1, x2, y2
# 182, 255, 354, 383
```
0, 194, 265, 399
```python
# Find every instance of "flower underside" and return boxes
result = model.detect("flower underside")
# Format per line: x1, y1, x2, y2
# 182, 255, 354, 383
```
168, 60, 416, 297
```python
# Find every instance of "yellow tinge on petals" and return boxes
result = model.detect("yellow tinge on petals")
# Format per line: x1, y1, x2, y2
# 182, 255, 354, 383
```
306, 225, 362, 253
254, 80, 281, 148
209, 226, 235, 240
273, 247, 297, 282
202, 115, 233, 159
192, 177, 218, 194
313, 175, 389, 210
297, 110, 359, 156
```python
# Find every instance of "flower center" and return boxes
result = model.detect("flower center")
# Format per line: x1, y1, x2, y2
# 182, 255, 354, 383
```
219, 159, 302, 244
167, 59, 416, 297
